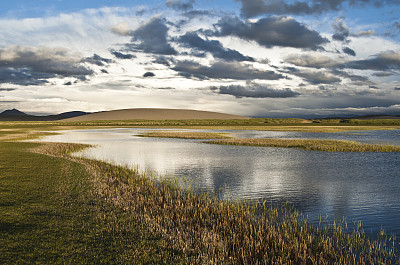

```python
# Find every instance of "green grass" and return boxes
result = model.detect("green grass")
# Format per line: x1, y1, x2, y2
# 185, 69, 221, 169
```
205, 138, 400, 152
0, 141, 183, 264
138, 131, 232, 139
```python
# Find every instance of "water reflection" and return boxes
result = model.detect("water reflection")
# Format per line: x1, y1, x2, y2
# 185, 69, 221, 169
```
39, 128, 400, 236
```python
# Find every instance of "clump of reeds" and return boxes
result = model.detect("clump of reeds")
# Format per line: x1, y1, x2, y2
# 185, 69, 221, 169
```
205, 138, 400, 152
138, 131, 231, 139
32, 141, 400, 264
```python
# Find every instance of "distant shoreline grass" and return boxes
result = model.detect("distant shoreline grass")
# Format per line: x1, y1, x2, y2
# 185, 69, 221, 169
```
1, 119, 400, 133
1, 122, 400, 264
138, 131, 231, 139
205, 138, 400, 152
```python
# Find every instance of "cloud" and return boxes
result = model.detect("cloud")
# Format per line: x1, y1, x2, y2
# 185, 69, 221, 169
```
342, 47, 356, 56
177, 32, 254, 61
153, 56, 172, 66
331, 69, 373, 85
372, 71, 394, 77
143, 71, 155, 77
332, 18, 350, 42
286, 50, 400, 73
0, 88, 16, 91
210, 81, 300, 98
234, 0, 400, 18
109, 50, 136, 59
0, 46, 93, 85
128, 16, 177, 55
288, 68, 341, 85
110, 22, 132, 36
212, 16, 328, 50
353, 30, 375, 37
385, 22, 400, 37
171, 60, 283, 80
82, 54, 113, 66
284, 53, 343, 68
344, 50, 400, 71
166, 0, 195, 11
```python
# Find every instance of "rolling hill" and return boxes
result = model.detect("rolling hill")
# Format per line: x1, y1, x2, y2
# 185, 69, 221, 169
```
62, 108, 251, 121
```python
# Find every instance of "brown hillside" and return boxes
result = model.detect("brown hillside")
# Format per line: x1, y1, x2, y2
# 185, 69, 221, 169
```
62, 108, 251, 121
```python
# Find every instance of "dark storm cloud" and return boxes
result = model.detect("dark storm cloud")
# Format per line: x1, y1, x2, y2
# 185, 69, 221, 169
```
128, 17, 177, 55
0, 46, 94, 85
166, 0, 194, 11
344, 50, 400, 71
171, 60, 283, 80
234, 0, 400, 18
210, 81, 300, 98
177, 32, 254, 62
82, 54, 113, 66
342, 47, 356, 56
109, 50, 136, 59
212, 16, 328, 50
332, 18, 350, 42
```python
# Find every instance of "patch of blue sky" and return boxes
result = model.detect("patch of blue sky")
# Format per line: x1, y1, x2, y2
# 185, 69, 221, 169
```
1, 0, 240, 18
1, 0, 164, 18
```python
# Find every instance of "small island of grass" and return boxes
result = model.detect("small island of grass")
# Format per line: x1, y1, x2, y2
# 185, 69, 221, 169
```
205, 138, 400, 152
138, 131, 232, 139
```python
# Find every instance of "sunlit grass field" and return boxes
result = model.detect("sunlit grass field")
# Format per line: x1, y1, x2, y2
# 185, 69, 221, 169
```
1, 121, 400, 264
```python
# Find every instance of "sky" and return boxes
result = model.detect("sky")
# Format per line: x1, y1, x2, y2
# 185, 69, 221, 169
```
0, 0, 400, 118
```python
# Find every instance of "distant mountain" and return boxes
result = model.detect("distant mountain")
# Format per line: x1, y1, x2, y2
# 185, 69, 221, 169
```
0, 109, 91, 121
0, 108, 28, 116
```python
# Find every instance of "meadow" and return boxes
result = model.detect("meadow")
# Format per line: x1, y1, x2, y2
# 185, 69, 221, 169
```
1, 120, 400, 264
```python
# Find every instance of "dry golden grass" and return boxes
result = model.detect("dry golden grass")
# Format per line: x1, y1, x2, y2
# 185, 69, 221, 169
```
139, 131, 231, 139
205, 138, 400, 152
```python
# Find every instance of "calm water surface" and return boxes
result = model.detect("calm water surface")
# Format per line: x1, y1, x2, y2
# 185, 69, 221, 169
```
40, 128, 400, 236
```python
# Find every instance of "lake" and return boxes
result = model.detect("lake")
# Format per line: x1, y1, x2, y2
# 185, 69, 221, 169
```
39, 128, 400, 237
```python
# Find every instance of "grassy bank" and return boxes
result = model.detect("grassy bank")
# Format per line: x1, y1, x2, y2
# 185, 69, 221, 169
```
138, 131, 231, 139
1, 124, 400, 264
0, 140, 183, 263
205, 138, 400, 152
